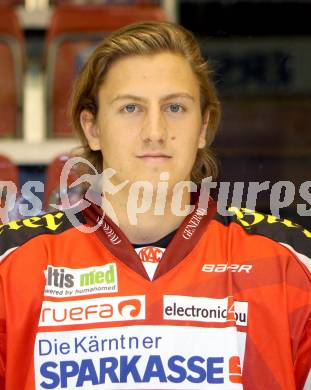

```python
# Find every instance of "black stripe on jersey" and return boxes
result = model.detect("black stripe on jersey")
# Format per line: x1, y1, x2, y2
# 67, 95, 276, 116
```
214, 207, 311, 259
0, 210, 86, 257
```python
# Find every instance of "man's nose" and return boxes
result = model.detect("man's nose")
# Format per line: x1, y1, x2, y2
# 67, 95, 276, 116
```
140, 106, 167, 144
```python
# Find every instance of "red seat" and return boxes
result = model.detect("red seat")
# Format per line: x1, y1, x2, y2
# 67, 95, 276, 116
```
44, 154, 83, 211
0, 7, 25, 137
0, 154, 19, 188
45, 4, 167, 137
0, 0, 23, 6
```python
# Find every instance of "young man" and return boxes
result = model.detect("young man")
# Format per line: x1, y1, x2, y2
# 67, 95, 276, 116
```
0, 21, 310, 390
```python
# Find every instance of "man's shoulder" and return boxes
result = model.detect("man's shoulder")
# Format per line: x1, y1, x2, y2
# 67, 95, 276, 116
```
213, 206, 311, 273
0, 210, 85, 263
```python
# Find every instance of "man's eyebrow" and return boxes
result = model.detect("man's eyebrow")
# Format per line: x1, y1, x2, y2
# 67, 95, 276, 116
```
160, 93, 195, 102
110, 93, 195, 104
110, 94, 147, 104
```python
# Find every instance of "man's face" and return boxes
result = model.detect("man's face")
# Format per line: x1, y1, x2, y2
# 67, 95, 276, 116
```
81, 52, 208, 189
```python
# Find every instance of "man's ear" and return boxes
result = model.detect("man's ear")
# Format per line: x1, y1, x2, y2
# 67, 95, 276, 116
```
80, 110, 101, 151
198, 110, 209, 149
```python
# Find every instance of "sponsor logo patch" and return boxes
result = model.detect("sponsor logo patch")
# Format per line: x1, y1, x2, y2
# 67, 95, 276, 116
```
44, 263, 118, 297
34, 325, 246, 389
39, 295, 145, 327
201, 264, 253, 273
182, 207, 206, 240
164, 295, 248, 327
0, 212, 64, 235
229, 207, 311, 239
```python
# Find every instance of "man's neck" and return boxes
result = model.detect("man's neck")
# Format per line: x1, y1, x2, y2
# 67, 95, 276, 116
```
102, 187, 192, 245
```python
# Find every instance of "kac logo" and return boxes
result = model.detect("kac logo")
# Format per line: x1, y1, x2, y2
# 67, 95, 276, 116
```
137, 246, 164, 263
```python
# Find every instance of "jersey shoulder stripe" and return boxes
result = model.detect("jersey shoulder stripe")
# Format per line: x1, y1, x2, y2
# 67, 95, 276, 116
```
0, 210, 86, 260
214, 207, 311, 267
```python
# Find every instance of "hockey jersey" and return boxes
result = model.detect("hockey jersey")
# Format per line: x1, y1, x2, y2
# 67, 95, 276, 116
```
0, 199, 310, 390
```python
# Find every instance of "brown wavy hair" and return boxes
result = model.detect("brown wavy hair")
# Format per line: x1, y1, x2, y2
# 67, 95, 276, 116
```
71, 21, 221, 183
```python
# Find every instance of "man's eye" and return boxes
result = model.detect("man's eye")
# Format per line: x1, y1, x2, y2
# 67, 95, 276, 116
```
123, 104, 138, 113
166, 104, 184, 113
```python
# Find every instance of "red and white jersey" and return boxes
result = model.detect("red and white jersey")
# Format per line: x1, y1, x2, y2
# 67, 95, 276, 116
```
0, 200, 310, 390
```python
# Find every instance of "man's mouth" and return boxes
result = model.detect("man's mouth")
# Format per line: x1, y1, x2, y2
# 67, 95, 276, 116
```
136, 153, 172, 162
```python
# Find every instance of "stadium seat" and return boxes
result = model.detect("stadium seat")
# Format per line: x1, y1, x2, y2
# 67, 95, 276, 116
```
0, 154, 19, 188
45, 4, 167, 137
0, 0, 23, 6
43, 154, 83, 211
0, 6, 25, 137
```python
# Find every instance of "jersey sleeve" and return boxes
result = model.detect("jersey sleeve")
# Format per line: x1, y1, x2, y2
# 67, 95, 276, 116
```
0, 276, 6, 390
284, 245, 311, 389
221, 207, 311, 388
295, 317, 311, 389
